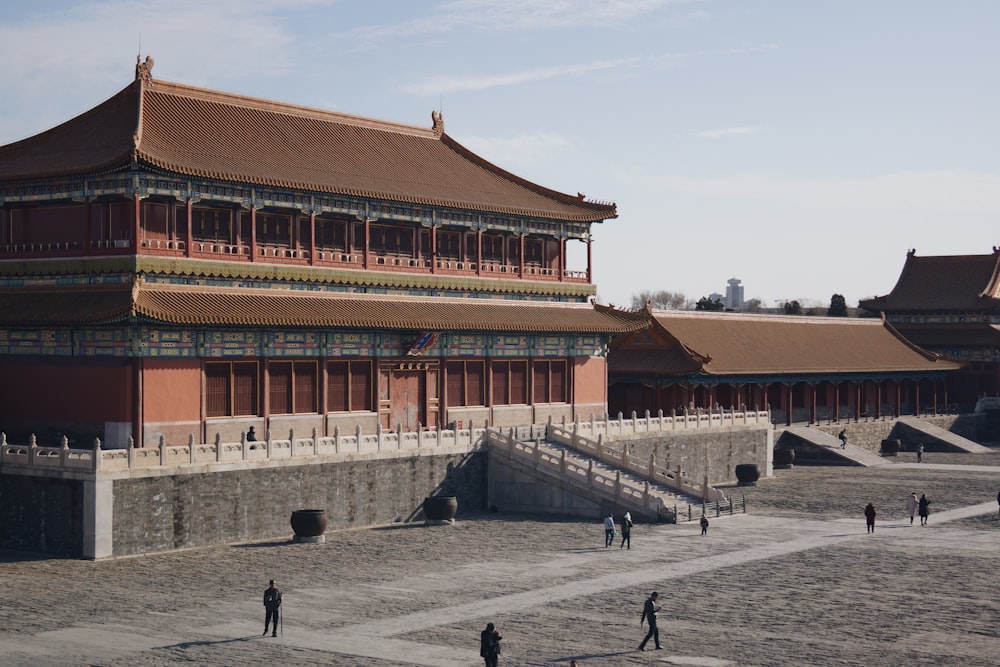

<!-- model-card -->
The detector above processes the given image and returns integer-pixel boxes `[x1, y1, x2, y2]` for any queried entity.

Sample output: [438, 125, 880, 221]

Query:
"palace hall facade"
[860, 248, 1000, 408]
[608, 310, 959, 425]
[0, 59, 645, 449]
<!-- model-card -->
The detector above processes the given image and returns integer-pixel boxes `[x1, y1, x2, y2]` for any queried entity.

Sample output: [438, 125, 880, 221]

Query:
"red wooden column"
[855, 381, 861, 421]
[86, 198, 96, 256]
[914, 381, 921, 417]
[809, 383, 817, 424]
[249, 207, 258, 262]
[308, 211, 316, 266]
[896, 381, 902, 418]
[558, 237, 566, 282]
[785, 384, 793, 426]
[184, 199, 193, 257]
[586, 238, 593, 283]
[133, 194, 142, 251]
[476, 229, 483, 276]
[363, 217, 370, 269]
[874, 381, 882, 419]
[519, 233, 525, 278]
[431, 225, 437, 274]
[834, 382, 841, 422]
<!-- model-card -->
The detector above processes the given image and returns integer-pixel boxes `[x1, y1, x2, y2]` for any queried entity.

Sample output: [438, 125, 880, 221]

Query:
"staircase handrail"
[483, 428, 673, 521]
[545, 422, 727, 503]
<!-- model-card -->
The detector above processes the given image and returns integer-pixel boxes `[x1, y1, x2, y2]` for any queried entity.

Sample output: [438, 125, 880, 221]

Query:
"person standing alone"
[638, 591, 662, 651]
[864, 503, 877, 533]
[480, 622, 502, 667]
[263, 579, 282, 637]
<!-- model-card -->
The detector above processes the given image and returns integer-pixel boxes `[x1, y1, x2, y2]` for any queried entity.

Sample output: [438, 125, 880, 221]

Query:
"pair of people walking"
[604, 512, 634, 548]
[906, 493, 932, 525]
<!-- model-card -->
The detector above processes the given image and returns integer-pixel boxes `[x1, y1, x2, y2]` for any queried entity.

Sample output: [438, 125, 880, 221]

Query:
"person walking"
[263, 579, 282, 637]
[480, 622, 502, 667]
[700, 514, 709, 535]
[620, 512, 633, 549]
[916, 443, 924, 463]
[906, 492, 918, 525]
[838, 429, 847, 449]
[603, 513, 616, 547]
[638, 591, 662, 651]
[864, 503, 877, 533]
[996, 489, 1000, 515]
[918, 494, 931, 525]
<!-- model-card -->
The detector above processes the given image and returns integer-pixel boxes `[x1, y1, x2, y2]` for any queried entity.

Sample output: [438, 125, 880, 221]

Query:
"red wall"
[572, 356, 607, 405]
[0, 358, 131, 431]
[142, 359, 202, 422]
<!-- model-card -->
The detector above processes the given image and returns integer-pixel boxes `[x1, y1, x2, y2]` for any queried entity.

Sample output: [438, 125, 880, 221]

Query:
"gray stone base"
[294, 535, 326, 544]
[424, 519, 455, 526]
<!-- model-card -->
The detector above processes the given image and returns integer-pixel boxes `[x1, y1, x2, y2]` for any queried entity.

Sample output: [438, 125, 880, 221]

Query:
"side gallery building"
[0, 59, 646, 449]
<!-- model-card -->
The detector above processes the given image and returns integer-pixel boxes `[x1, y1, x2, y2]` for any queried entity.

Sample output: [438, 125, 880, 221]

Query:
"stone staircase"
[485, 427, 736, 523]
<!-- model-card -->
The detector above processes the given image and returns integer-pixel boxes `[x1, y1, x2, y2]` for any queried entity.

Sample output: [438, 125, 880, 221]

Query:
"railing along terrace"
[0, 422, 489, 474]
[545, 422, 728, 503]
[568, 408, 770, 440]
[676, 496, 747, 523]
[484, 427, 676, 522]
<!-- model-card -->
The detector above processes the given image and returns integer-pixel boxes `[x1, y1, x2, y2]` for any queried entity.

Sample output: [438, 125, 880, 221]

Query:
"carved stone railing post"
[436, 423, 442, 447]
[416, 422, 423, 448]
[159, 437, 167, 465]
[355, 424, 362, 452]
[214, 432, 222, 462]
[93, 437, 103, 472]
[266, 430, 273, 459]
[187, 434, 195, 464]
[60, 435, 69, 467]
[28, 434, 37, 465]
[648, 453, 656, 479]
[289, 429, 296, 458]
[312, 427, 319, 456]
[396, 423, 403, 449]
[587, 459, 594, 485]
[377, 423, 383, 450]
[241, 432, 248, 460]
[560, 449, 567, 474]
[334, 425, 342, 454]
[615, 470, 621, 498]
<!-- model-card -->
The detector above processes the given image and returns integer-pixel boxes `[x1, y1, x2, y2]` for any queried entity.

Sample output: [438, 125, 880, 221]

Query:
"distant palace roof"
[860, 248, 1000, 313]
[610, 311, 959, 379]
[0, 59, 616, 223]
[0, 281, 647, 333]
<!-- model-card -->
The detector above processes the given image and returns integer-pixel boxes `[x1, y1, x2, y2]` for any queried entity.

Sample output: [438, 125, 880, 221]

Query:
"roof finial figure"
[135, 55, 154, 83]
[431, 110, 444, 137]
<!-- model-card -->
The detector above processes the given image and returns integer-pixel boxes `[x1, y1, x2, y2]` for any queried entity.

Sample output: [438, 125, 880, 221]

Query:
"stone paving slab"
[3, 459, 1000, 666]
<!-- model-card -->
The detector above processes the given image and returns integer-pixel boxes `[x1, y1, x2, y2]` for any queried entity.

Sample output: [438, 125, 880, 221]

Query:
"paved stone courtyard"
[3, 447, 1000, 666]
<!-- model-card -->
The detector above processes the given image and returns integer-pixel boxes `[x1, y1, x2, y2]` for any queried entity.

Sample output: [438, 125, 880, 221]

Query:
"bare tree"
[630, 290, 691, 310]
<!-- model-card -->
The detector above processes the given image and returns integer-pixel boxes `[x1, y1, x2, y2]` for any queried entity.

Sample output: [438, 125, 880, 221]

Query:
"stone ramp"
[896, 416, 994, 453]
[782, 426, 890, 466]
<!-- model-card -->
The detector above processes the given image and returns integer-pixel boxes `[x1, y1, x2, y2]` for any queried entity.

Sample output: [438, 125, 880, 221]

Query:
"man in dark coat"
[638, 591, 662, 651]
[480, 622, 502, 667]
[263, 579, 282, 637]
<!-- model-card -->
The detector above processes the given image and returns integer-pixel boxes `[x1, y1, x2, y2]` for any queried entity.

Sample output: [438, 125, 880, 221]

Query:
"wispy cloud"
[399, 44, 777, 96]
[629, 169, 1000, 215]
[698, 126, 759, 139]
[340, 0, 703, 41]
[398, 57, 642, 95]
[460, 131, 577, 172]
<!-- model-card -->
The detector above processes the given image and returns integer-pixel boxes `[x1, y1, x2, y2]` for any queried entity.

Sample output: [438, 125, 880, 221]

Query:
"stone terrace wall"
[0, 474, 84, 557]
[606, 425, 774, 485]
[111, 451, 486, 557]
[796, 415, 975, 453]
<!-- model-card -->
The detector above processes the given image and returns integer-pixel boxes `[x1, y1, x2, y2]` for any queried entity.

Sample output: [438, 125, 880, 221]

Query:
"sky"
[2, 0, 999, 310]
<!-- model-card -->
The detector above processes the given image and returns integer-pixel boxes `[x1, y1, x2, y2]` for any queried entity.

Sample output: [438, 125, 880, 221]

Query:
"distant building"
[725, 278, 744, 311]
[860, 247, 1000, 409]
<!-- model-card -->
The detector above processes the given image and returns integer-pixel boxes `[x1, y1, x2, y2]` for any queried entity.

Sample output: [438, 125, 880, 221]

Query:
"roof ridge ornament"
[135, 54, 154, 83]
[431, 110, 444, 137]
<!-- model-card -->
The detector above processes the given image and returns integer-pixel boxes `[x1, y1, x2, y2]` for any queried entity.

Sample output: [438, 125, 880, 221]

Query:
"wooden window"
[293, 361, 318, 413]
[205, 361, 259, 417]
[142, 201, 169, 240]
[446, 360, 485, 407]
[268, 361, 318, 415]
[533, 359, 567, 403]
[327, 359, 373, 412]
[205, 364, 230, 418]
[482, 234, 504, 263]
[491, 362, 509, 405]
[192, 206, 233, 244]
[257, 213, 292, 247]
[269, 362, 292, 414]
[510, 361, 527, 404]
